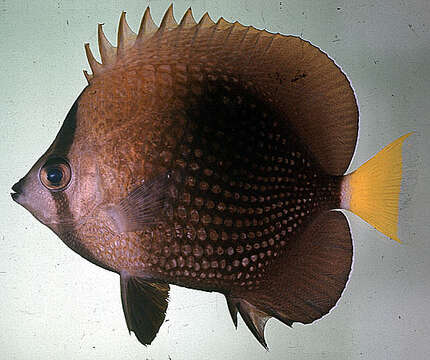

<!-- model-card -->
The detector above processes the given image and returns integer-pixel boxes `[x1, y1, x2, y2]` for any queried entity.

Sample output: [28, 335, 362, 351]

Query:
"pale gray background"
[1, 1, 429, 359]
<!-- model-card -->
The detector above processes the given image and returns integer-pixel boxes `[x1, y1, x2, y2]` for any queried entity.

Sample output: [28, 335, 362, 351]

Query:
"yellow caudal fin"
[340, 133, 413, 242]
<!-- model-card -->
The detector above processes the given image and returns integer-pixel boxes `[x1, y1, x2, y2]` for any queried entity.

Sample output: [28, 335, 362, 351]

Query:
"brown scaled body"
[13, 6, 384, 349]
[79, 69, 344, 285]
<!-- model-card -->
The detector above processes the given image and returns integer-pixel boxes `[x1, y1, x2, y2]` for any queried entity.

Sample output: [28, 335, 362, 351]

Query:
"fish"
[11, 5, 412, 349]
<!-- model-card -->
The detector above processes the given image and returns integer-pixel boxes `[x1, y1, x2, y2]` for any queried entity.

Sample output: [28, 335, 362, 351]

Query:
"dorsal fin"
[82, 6, 358, 173]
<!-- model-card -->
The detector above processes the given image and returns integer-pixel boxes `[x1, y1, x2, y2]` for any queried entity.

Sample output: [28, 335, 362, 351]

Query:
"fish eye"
[40, 158, 72, 191]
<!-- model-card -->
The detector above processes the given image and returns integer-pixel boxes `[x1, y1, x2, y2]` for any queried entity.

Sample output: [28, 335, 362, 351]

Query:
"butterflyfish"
[11, 5, 412, 349]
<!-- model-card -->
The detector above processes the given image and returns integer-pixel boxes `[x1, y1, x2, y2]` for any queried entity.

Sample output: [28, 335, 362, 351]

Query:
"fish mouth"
[11, 180, 23, 202]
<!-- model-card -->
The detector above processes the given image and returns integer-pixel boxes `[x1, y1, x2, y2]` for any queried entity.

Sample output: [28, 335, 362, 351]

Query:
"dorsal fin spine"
[118, 12, 137, 56]
[236, 24, 251, 50]
[236, 300, 270, 350]
[98, 24, 116, 65]
[228, 297, 271, 350]
[84, 43, 102, 76]
[243, 28, 262, 66]
[259, 31, 276, 58]
[84, 7, 220, 82]
[192, 12, 216, 51]
[198, 12, 215, 28]
[225, 296, 238, 328]
[158, 4, 177, 32]
[137, 7, 157, 42]
[215, 17, 231, 30]
[215, 19, 240, 52]
[179, 7, 196, 28]
[83, 70, 93, 83]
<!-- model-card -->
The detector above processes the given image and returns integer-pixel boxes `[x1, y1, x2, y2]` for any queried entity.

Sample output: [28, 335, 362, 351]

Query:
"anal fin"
[120, 272, 170, 345]
[226, 296, 271, 349]
[227, 211, 352, 348]
[225, 297, 238, 329]
[262, 211, 353, 325]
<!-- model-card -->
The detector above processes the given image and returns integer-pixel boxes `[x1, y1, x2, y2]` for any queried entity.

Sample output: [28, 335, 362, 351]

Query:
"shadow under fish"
[11, 5, 413, 349]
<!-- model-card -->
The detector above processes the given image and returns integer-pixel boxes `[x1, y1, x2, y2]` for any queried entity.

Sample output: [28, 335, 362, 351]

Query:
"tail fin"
[340, 133, 413, 242]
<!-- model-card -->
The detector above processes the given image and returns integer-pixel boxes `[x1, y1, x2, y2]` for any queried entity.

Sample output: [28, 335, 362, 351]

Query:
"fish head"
[11, 93, 102, 235]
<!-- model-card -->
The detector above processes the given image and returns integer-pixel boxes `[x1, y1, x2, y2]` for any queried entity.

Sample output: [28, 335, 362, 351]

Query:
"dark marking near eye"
[51, 89, 81, 156]
[47, 91, 82, 227]
[49, 96, 79, 240]
[51, 191, 73, 227]
[50, 190, 104, 269]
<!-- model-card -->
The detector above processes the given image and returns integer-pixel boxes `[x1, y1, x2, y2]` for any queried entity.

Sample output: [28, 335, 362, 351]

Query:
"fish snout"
[11, 178, 26, 201]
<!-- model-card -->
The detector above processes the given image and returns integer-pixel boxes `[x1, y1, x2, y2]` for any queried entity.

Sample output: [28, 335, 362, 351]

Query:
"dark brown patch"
[50, 91, 81, 156]
[138, 76, 343, 292]
[48, 95, 80, 229]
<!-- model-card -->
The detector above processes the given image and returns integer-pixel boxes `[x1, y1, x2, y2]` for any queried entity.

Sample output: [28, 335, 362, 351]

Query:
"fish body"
[11, 6, 411, 348]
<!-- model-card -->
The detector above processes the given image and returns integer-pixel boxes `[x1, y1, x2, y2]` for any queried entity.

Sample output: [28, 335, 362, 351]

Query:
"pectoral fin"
[120, 272, 170, 345]
[107, 172, 175, 232]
